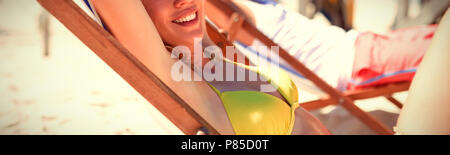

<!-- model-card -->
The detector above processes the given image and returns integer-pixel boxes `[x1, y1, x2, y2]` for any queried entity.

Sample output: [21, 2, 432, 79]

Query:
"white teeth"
[174, 13, 196, 23]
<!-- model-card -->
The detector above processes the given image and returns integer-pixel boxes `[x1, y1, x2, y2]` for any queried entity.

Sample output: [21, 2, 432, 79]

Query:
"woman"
[90, 0, 330, 135]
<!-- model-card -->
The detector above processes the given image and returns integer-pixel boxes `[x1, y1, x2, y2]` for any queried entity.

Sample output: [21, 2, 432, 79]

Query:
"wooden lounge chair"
[38, 0, 277, 135]
[205, 0, 413, 135]
[37, 0, 230, 135]
[38, 0, 408, 135]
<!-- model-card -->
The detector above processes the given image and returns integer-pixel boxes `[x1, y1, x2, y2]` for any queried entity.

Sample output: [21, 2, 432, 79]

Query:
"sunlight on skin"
[396, 9, 450, 135]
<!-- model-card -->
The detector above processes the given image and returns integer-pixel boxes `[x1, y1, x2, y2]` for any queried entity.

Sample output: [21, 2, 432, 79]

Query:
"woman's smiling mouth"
[172, 11, 199, 26]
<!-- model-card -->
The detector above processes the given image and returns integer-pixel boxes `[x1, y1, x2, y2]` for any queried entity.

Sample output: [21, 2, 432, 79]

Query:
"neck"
[188, 34, 217, 68]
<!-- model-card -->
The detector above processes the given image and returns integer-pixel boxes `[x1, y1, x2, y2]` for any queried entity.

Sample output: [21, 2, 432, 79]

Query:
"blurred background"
[0, 0, 448, 135]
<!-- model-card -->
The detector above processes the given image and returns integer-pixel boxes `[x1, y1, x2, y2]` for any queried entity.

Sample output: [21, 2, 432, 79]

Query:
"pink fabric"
[349, 25, 437, 90]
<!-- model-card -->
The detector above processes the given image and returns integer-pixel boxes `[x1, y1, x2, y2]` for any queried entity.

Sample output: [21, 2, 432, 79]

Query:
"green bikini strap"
[222, 58, 299, 107]
[207, 83, 222, 95]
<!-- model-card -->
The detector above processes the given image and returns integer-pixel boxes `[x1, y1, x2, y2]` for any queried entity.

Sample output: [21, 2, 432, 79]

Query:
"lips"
[173, 12, 197, 23]
[171, 7, 199, 26]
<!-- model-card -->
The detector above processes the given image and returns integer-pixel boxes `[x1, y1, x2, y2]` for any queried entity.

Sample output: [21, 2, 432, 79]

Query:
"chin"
[167, 29, 204, 48]
[182, 33, 204, 45]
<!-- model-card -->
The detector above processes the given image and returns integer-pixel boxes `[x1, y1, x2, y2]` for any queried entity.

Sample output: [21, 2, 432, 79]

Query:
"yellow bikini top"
[209, 58, 299, 135]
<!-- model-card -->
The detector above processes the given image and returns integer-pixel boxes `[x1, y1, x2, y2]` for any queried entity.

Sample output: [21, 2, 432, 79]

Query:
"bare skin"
[91, 0, 330, 135]
[395, 8, 450, 135]
[227, 1, 450, 134]
[90, 0, 234, 135]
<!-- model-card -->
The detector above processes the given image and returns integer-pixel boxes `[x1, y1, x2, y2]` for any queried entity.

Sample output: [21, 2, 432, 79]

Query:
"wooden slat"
[344, 82, 411, 100]
[300, 98, 336, 111]
[206, 0, 394, 135]
[205, 21, 250, 65]
[208, 0, 343, 107]
[339, 97, 394, 134]
[301, 82, 410, 111]
[37, 0, 219, 135]
[240, 20, 394, 134]
[385, 96, 404, 109]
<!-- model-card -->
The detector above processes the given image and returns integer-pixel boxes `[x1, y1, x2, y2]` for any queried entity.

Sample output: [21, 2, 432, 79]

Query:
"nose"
[174, 0, 193, 8]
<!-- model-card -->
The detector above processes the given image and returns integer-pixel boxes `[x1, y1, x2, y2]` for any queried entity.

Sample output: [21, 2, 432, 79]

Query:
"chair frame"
[37, 0, 222, 135]
[38, 0, 409, 135]
[205, 0, 412, 135]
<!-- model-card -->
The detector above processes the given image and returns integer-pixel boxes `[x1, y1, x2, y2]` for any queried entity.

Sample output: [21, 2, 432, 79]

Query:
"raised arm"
[90, 0, 234, 135]
[395, 8, 450, 135]
[90, 0, 168, 70]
